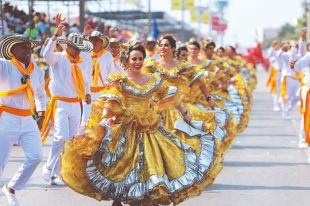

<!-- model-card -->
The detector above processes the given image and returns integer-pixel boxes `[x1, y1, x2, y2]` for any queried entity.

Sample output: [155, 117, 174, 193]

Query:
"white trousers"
[78, 92, 101, 135]
[273, 72, 282, 109]
[0, 112, 43, 190]
[281, 77, 300, 115]
[299, 86, 310, 143]
[45, 101, 81, 177]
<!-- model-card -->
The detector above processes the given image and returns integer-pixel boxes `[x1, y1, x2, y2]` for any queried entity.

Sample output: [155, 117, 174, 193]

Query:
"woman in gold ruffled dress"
[223, 46, 253, 133]
[144, 35, 235, 154]
[186, 39, 238, 152]
[199, 40, 248, 134]
[60, 41, 222, 206]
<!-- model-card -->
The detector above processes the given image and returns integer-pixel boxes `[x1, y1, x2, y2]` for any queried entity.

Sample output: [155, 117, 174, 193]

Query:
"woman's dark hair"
[176, 46, 188, 58]
[187, 39, 200, 50]
[128, 43, 146, 59]
[216, 46, 225, 53]
[205, 41, 216, 50]
[158, 35, 176, 48]
[227, 45, 236, 54]
[120, 42, 146, 68]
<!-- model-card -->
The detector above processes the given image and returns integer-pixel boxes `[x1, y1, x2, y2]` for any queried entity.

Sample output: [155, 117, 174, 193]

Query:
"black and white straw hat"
[0, 35, 41, 60]
[57, 33, 93, 52]
[89, 31, 110, 49]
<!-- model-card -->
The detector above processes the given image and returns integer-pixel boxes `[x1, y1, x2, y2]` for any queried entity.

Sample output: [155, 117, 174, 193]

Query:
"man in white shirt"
[109, 37, 125, 74]
[278, 42, 300, 119]
[78, 30, 115, 134]
[0, 35, 46, 206]
[266, 41, 280, 111]
[41, 15, 92, 185]
[144, 36, 160, 61]
[290, 28, 310, 163]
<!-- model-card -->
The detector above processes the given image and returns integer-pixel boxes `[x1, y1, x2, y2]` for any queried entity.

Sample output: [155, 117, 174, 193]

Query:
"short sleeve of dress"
[87, 75, 125, 128]
[153, 80, 182, 112]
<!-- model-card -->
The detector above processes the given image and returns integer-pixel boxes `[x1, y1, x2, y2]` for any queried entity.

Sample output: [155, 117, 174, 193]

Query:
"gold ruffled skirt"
[60, 102, 222, 205]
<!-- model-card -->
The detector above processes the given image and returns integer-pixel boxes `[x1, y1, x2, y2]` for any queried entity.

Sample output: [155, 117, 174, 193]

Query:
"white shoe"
[273, 107, 281, 111]
[49, 177, 65, 186]
[298, 141, 307, 148]
[42, 165, 52, 183]
[307, 148, 310, 164]
[282, 112, 290, 120]
[1, 185, 20, 206]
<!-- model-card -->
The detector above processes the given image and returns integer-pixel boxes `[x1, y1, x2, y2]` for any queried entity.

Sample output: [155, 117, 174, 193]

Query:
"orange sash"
[0, 58, 35, 117]
[304, 89, 310, 146]
[64, 49, 86, 100]
[0, 104, 32, 117]
[41, 96, 80, 144]
[90, 49, 105, 92]
[45, 76, 51, 98]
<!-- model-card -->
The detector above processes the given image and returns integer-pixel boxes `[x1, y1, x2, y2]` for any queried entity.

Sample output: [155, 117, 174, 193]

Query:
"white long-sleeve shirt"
[279, 51, 296, 77]
[267, 47, 277, 65]
[293, 40, 310, 87]
[0, 59, 46, 111]
[294, 53, 310, 87]
[273, 49, 283, 71]
[43, 39, 91, 98]
[81, 51, 114, 86]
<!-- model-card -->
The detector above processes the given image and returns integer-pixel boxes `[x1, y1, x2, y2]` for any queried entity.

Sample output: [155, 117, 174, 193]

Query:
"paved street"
[1, 68, 310, 206]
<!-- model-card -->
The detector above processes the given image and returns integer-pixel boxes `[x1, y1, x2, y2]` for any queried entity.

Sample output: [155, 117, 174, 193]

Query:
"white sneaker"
[307, 148, 310, 164]
[273, 107, 281, 111]
[42, 165, 52, 183]
[49, 177, 65, 186]
[1, 185, 20, 206]
[281, 112, 290, 120]
[298, 141, 308, 148]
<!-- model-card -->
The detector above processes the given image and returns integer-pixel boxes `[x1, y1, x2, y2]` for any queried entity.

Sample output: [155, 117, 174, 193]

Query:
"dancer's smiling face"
[158, 39, 175, 57]
[127, 50, 144, 73]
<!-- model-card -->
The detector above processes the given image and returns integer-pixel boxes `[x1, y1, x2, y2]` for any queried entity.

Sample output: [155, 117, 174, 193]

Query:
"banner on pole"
[126, 0, 139, 5]
[185, 0, 195, 10]
[171, 0, 182, 10]
[191, 11, 199, 23]
[202, 13, 210, 24]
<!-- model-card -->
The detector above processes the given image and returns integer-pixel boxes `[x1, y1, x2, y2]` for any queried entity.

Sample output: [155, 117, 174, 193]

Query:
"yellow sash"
[266, 66, 277, 94]
[280, 76, 287, 104]
[90, 49, 105, 92]
[41, 96, 80, 143]
[64, 49, 86, 100]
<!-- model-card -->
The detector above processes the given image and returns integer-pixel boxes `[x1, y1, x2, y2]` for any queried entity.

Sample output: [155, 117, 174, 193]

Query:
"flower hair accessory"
[120, 40, 142, 69]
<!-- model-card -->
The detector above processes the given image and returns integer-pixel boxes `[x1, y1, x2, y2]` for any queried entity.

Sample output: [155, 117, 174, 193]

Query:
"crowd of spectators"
[0, 2, 147, 42]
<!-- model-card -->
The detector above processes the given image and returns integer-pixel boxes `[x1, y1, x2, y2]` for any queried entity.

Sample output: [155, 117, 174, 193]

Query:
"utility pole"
[148, 0, 151, 36]
[0, 0, 4, 36]
[304, 0, 310, 40]
[79, 0, 85, 31]
[28, 0, 34, 20]
[198, 0, 202, 41]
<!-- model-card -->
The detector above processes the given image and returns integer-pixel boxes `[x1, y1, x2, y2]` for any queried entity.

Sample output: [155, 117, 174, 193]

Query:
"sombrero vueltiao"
[57, 33, 93, 52]
[0, 34, 41, 60]
[89, 31, 110, 49]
